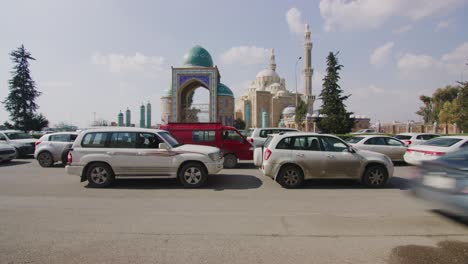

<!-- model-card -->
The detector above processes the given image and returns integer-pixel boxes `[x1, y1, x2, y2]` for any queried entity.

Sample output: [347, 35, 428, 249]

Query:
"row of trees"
[3, 45, 49, 131]
[416, 82, 468, 132]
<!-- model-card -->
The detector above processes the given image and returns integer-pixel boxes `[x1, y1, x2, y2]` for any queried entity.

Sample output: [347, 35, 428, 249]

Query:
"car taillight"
[249, 138, 254, 143]
[424, 151, 445, 156]
[404, 140, 412, 146]
[67, 152, 73, 164]
[264, 148, 272, 160]
[35, 141, 42, 146]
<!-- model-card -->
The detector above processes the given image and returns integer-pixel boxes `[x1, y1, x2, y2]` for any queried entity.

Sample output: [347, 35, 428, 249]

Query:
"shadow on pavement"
[0, 160, 31, 167]
[393, 161, 411, 167]
[388, 240, 468, 264]
[232, 162, 257, 170]
[299, 176, 413, 190]
[431, 209, 468, 227]
[98, 174, 263, 190]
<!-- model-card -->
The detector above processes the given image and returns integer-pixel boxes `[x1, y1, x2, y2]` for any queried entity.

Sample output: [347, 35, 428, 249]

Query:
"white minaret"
[303, 23, 315, 114]
[269, 48, 276, 71]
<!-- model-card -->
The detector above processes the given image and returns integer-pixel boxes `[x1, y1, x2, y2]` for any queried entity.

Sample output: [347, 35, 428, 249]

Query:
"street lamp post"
[295, 56, 302, 110]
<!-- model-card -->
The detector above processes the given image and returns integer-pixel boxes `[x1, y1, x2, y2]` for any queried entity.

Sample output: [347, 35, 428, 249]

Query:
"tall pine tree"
[318, 52, 354, 134]
[3, 45, 47, 131]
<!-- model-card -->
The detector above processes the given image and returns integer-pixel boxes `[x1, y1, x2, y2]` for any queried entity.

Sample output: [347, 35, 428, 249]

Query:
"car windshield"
[5, 132, 32, 139]
[421, 137, 462, 147]
[347, 137, 364, 144]
[158, 132, 182, 148]
[395, 135, 412, 140]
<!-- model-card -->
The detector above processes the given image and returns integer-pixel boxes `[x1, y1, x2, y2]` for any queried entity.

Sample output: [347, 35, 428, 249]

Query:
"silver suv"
[66, 127, 223, 188]
[254, 132, 394, 188]
[247, 127, 298, 148]
[34, 132, 78, 167]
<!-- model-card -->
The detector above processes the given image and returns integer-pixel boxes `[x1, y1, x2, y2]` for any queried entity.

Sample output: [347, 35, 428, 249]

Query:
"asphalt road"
[0, 159, 467, 264]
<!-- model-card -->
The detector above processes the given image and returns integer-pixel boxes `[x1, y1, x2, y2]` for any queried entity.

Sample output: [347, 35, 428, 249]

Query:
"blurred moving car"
[0, 142, 17, 163]
[0, 130, 37, 156]
[34, 132, 78, 167]
[394, 133, 440, 146]
[404, 136, 468, 165]
[347, 135, 407, 162]
[350, 129, 376, 135]
[412, 149, 468, 217]
[254, 132, 394, 188]
[247, 127, 298, 148]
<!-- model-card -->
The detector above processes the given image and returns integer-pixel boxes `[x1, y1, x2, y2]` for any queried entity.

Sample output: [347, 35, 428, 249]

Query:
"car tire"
[86, 163, 115, 188]
[37, 151, 54, 167]
[362, 165, 388, 188]
[61, 149, 70, 165]
[178, 162, 207, 188]
[223, 154, 238, 168]
[277, 165, 304, 189]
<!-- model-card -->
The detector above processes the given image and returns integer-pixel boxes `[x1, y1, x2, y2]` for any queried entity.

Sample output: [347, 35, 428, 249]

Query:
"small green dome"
[218, 83, 234, 97]
[183, 45, 214, 67]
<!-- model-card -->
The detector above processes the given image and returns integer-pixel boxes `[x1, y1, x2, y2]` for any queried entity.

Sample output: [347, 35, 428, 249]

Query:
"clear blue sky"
[1, 0, 467, 127]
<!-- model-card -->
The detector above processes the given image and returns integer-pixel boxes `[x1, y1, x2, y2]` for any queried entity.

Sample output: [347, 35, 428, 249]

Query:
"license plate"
[423, 174, 455, 189]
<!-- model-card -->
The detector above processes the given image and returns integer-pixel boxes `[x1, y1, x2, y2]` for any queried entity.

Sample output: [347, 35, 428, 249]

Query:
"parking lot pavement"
[0, 159, 467, 264]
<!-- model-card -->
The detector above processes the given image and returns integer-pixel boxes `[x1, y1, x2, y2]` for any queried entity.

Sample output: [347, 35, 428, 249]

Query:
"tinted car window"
[259, 129, 271, 138]
[422, 138, 462, 147]
[50, 134, 70, 142]
[82, 132, 109, 148]
[5, 132, 32, 139]
[109, 132, 136, 148]
[364, 137, 387, 145]
[386, 138, 404, 146]
[347, 137, 364, 144]
[422, 134, 439, 140]
[192, 130, 216, 142]
[320, 137, 348, 152]
[276, 137, 292, 149]
[395, 135, 411, 140]
[137, 133, 161, 149]
[70, 134, 78, 141]
[222, 130, 243, 142]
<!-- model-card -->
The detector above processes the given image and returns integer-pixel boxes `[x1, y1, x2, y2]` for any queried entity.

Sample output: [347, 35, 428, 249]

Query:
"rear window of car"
[395, 135, 412, 140]
[347, 137, 364, 144]
[81, 132, 109, 148]
[421, 138, 462, 147]
[264, 136, 274, 148]
[50, 134, 70, 142]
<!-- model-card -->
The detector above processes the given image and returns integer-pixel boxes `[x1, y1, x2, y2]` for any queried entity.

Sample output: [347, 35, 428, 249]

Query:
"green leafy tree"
[455, 81, 468, 131]
[416, 95, 434, 123]
[233, 118, 246, 130]
[294, 99, 308, 129]
[317, 52, 354, 134]
[3, 45, 47, 131]
[438, 101, 458, 134]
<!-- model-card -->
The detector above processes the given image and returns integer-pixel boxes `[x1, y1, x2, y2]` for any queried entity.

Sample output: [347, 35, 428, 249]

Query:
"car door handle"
[326, 154, 334, 158]
[137, 152, 145, 156]
[106, 151, 115, 155]
[296, 153, 304, 157]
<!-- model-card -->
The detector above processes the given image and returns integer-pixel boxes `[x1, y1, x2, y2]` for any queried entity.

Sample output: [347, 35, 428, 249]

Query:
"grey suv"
[34, 132, 78, 167]
[254, 133, 394, 188]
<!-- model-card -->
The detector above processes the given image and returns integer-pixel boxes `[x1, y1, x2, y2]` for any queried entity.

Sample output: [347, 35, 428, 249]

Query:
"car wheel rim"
[184, 167, 202, 185]
[39, 153, 52, 166]
[368, 169, 384, 185]
[226, 156, 235, 167]
[284, 170, 299, 186]
[90, 167, 108, 184]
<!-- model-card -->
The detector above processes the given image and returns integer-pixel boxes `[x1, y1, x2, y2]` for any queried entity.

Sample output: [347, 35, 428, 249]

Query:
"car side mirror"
[159, 143, 169, 150]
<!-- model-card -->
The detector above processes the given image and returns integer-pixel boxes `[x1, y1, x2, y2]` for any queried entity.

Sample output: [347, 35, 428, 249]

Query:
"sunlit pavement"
[0, 159, 467, 264]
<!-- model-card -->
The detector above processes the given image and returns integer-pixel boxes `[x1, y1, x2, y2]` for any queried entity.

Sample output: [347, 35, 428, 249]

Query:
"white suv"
[34, 132, 78, 167]
[66, 127, 223, 188]
[247, 127, 298, 148]
[394, 133, 439, 146]
[254, 132, 394, 188]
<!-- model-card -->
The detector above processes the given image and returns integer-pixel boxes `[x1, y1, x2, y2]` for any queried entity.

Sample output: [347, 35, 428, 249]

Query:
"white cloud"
[370, 42, 395, 67]
[286, 7, 305, 34]
[397, 42, 468, 77]
[368, 84, 385, 94]
[91, 52, 165, 74]
[220, 46, 270, 65]
[393, 24, 412, 34]
[319, 0, 465, 32]
[435, 20, 451, 31]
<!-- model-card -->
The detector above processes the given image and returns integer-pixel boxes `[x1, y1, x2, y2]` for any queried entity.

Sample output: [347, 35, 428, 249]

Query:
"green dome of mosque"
[217, 83, 234, 97]
[183, 45, 214, 67]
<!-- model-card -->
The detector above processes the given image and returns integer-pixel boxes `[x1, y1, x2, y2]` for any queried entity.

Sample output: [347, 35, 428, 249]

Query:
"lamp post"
[295, 56, 302, 109]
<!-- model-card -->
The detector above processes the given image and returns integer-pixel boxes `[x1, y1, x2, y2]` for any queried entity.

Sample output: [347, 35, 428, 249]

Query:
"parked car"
[247, 127, 298, 148]
[412, 149, 468, 217]
[0, 142, 17, 163]
[0, 130, 37, 156]
[34, 132, 78, 167]
[160, 123, 252, 168]
[254, 132, 394, 188]
[394, 133, 440, 146]
[404, 136, 468, 165]
[65, 127, 223, 188]
[347, 135, 407, 162]
[350, 129, 376, 134]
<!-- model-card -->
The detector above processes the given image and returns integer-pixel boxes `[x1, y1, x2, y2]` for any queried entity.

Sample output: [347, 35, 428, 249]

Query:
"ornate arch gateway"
[161, 46, 235, 125]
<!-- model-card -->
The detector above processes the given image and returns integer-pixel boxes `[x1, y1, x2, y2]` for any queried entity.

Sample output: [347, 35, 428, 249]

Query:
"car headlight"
[208, 152, 218, 161]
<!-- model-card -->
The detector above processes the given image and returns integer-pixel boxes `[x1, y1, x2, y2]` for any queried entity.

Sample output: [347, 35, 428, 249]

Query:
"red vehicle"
[160, 123, 253, 168]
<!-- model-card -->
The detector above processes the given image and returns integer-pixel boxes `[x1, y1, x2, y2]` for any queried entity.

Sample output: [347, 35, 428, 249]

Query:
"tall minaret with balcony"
[303, 23, 315, 114]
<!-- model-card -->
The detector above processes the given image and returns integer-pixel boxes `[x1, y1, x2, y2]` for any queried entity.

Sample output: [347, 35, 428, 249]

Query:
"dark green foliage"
[294, 99, 308, 127]
[233, 118, 246, 130]
[317, 52, 354, 134]
[456, 81, 468, 131]
[3, 45, 47, 131]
